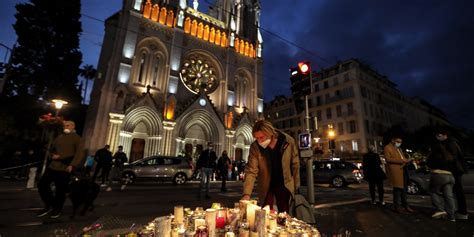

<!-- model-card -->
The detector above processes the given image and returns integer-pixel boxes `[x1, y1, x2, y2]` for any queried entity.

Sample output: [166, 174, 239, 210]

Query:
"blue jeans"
[200, 168, 213, 195]
[430, 173, 456, 218]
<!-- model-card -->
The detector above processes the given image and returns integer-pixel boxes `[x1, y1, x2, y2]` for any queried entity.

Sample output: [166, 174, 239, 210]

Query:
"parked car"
[300, 160, 364, 188]
[122, 156, 194, 185]
[407, 164, 474, 195]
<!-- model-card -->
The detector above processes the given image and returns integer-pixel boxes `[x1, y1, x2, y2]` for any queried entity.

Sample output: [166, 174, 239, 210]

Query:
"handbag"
[289, 193, 316, 224]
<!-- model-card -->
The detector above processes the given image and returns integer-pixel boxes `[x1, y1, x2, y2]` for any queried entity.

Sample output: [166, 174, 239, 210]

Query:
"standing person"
[241, 120, 300, 213]
[434, 128, 469, 220]
[92, 145, 112, 187]
[37, 120, 84, 219]
[362, 145, 386, 205]
[217, 150, 231, 192]
[426, 131, 457, 221]
[384, 135, 414, 213]
[196, 142, 217, 198]
[108, 145, 128, 191]
[83, 151, 95, 177]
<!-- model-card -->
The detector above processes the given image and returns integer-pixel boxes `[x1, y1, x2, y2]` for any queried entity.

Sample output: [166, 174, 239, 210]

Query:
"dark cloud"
[261, 0, 474, 129]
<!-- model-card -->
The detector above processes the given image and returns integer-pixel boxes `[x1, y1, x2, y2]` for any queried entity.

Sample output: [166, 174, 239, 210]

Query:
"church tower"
[83, 0, 264, 163]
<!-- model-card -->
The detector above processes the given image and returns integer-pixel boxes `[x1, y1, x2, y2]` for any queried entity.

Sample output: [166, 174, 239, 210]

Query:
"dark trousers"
[220, 172, 227, 191]
[368, 179, 384, 202]
[38, 168, 70, 212]
[92, 164, 111, 184]
[453, 175, 467, 214]
[263, 186, 291, 213]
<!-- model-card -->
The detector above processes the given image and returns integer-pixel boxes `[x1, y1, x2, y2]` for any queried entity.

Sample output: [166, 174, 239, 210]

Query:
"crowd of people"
[362, 128, 469, 222]
[27, 118, 469, 222]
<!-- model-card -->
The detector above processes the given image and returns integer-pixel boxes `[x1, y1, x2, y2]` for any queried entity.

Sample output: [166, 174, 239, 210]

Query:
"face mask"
[258, 138, 271, 149]
[64, 129, 71, 134]
[394, 142, 401, 148]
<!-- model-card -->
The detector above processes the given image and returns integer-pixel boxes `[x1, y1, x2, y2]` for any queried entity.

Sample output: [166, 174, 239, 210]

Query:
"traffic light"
[289, 66, 305, 113]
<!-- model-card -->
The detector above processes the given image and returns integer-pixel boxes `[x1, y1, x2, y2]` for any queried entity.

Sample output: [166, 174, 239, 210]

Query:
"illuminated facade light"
[118, 63, 131, 83]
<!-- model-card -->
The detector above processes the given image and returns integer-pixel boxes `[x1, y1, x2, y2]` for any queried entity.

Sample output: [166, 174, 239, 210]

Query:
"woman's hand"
[241, 194, 251, 200]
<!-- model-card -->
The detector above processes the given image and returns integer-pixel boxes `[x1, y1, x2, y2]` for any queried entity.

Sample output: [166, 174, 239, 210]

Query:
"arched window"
[152, 55, 160, 86]
[209, 28, 215, 43]
[166, 10, 174, 26]
[138, 52, 147, 83]
[215, 29, 221, 45]
[184, 17, 191, 33]
[115, 91, 125, 111]
[235, 75, 248, 108]
[143, 0, 152, 18]
[191, 20, 198, 36]
[203, 25, 210, 41]
[197, 22, 204, 39]
[159, 7, 167, 24]
[151, 4, 159, 21]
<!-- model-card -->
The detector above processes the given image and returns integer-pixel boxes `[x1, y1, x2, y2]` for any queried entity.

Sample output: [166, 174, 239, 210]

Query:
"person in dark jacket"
[427, 132, 457, 221]
[433, 128, 469, 220]
[217, 150, 231, 192]
[92, 145, 112, 186]
[196, 142, 217, 198]
[362, 146, 386, 205]
[37, 120, 85, 219]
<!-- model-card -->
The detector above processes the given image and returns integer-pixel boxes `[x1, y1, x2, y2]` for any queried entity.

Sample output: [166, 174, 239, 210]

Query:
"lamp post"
[40, 99, 68, 176]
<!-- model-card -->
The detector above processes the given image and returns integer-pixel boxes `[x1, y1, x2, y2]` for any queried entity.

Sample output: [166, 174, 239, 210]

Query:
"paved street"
[0, 179, 473, 237]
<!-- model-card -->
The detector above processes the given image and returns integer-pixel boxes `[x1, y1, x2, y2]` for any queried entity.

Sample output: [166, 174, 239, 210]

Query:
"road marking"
[16, 221, 43, 227]
[313, 198, 369, 209]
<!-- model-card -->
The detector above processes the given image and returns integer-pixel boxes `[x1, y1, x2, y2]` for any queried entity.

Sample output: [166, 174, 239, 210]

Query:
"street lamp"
[328, 125, 336, 158]
[52, 99, 68, 116]
[40, 98, 68, 176]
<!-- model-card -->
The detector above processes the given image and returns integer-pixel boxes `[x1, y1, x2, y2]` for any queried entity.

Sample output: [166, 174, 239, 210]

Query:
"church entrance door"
[131, 138, 145, 162]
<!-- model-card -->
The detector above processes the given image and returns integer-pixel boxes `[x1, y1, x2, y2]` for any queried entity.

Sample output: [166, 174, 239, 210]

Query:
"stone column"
[162, 121, 176, 156]
[145, 136, 162, 157]
[243, 145, 250, 162]
[119, 131, 133, 161]
[106, 113, 125, 153]
[225, 129, 235, 158]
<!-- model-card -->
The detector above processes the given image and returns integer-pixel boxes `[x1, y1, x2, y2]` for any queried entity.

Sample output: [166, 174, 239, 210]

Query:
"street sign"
[298, 132, 311, 149]
[300, 149, 313, 158]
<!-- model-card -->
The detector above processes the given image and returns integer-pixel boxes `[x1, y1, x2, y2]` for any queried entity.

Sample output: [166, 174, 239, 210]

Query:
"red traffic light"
[298, 61, 311, 75]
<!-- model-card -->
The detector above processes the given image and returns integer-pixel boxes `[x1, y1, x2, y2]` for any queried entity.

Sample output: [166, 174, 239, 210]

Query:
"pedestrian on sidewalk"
[217, 150, 231, 192]
[241, 120, 300, 213]
[362, 145, 386, 205]
[108, 145, 128, 191]
[196, 142, 217, 199]
[384, 134, 414, 213]
[433, 127, 469, 220]
[92, 145, 112, 187]
[427, 129, 457, 221]
[37, 120, 85, 219]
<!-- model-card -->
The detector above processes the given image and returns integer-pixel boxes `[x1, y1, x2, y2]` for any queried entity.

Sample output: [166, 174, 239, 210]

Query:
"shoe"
[371, 200, 377, 205]
[432, 211, 448, 219]
[36, 208, 51, 217]
[120, 184, 126, 191]
[404, 207, 415, 213]
[380, 201, 386, 206]
[50, 210, 61, 219]
[106, 187, 112, 192]
[455, 213, 469, 220]
[100, 184, 107, 187]
[449, 218, 456, 222]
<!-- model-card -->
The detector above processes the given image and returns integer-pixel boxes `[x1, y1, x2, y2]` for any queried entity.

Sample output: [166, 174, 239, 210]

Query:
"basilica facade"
[83, 0, 264, 163]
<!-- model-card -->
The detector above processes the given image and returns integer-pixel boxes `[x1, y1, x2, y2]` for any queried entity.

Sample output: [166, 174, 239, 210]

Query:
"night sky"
[1, 0, 473, 129]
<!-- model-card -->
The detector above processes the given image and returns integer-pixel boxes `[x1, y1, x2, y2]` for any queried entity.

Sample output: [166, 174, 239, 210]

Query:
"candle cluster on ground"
[133, 201, 320, 237]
